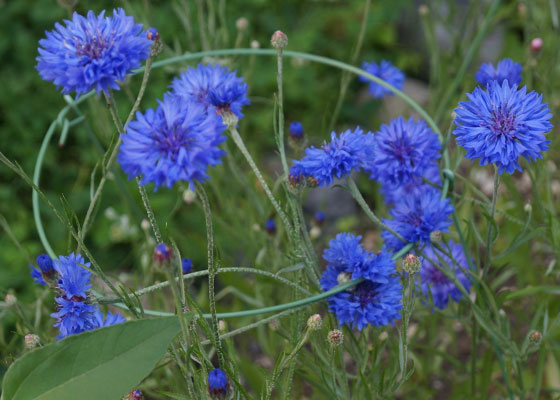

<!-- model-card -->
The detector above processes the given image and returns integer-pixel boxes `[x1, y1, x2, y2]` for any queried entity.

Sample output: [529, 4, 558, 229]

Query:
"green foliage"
[2, 316, 183, 400]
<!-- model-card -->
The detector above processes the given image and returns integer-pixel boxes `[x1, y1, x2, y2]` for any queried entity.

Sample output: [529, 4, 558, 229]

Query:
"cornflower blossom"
[170, 64, 250, 119]
[381, 191, 454, 251]
[359, 60, 405, 98]
[419, 241, 473, 310]
[365, 117, 441, 186]
[475, 58, 522, 87]
[36, 9, 152, 96]
[454, 81, 552, 174]
[118, 94, 227, 190]
[290, 127, 375, 186]
[320, 233, 402, 330]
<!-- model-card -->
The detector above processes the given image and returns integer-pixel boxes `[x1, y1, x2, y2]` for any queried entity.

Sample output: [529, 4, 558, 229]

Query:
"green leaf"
[2, 316, 183, 400]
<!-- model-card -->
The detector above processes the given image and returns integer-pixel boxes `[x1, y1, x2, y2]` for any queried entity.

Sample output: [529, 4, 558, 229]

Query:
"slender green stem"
[328, 0, 371, 133]
[136, 180, 162, 243]
[228, 124, 294, 236]
[275, 46, 289, 176]
[347, 177, 406, 243]
[483, 168, 500, 280]
[196, 182, 225, 368]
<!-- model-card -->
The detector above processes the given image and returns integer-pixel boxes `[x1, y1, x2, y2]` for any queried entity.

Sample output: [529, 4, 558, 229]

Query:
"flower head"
[475, 58, 522, 87]
[454, 81, 553, 174]
[365, 117, 441, 186]
[54, 253, 92, 299]
[289, 121, 304, 139]
[320, 233, 402, 330]
[382, 191, 454, 251]
[380, 163, 441, 206]
[208, 368, 228, 396]
[419, 241, 473, 309]
[36, 9, 152, 96]
[182, 258, 193, 274]
[170, 64, 250, 119]
[52, 297, 97, 339]
[359, 60, 405, 98]
[291, 127, 374, 186]
[118, 94, 227, 190]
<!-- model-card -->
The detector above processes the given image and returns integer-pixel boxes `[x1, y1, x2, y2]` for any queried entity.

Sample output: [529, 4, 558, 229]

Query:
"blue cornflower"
[118, 94, 227, 190]
[154, 243, 173, 262]
[53, 253, 92, 299]
[182, 258, 193, 274]
[365, 117, 441, 186]
[359, 60, 405, 98]
[380, 164, 441, 206]
[289, 121, 304, 139]
[52, 297, 97, 339]
[291, 127, 375, 186]
[454, 81, 553, 174]
[475, 58, 522, 87]
[36, 9, 152, 96]
[30, 254, 55, 286]
[208, 368, 228, 396]
[419, 241, 473, 309]
[170, 64, 250, 119]
[320, 233, 402, 330]
[382, 191, 454, 251]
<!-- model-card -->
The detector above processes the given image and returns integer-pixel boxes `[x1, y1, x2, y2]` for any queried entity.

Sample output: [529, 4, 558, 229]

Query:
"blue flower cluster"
[475, 58, 522, 87]
[119, 63, 249, 190]
[360, 60, 405, 98]
[36, 9, 152, 96]
[320, 233, 402, 330]
[30, 253, 125, 339]
[289, 127, 374, 186]
[454, 80, 552, 174]
[419, 241, 473, 309]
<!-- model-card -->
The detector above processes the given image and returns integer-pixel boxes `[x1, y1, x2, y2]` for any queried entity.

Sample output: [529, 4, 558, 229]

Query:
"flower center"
[157, 125, 195, 161]
[354, 281, 380, 306]
[427, 266, 448, 284]
[490, 107, 517, 139]
[388, 138, 413, 163]
[75, 31, 112, 59]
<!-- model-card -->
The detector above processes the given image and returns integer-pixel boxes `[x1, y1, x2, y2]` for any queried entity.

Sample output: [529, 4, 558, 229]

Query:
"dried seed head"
[236, 17, 248, 31]
[403, 254, 421, 274]
[307, 314, 323, 331]
[528, 330, 542, 346]
[271, 30, 288, 49]
[327, 329, 344, 346]
[25, 334, 40, 349]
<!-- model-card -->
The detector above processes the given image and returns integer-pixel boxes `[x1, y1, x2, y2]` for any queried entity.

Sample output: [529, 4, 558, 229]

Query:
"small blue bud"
[147, 27, 159, 41]
[182, 258, 193, 274]
[154, 243, 173, 262]
[208, 368, 228, 396]
[289, 121, 304, 140]
[36, 254, 54, 272]
[265, 219, 276, 235]
[314, 211, 325, 225]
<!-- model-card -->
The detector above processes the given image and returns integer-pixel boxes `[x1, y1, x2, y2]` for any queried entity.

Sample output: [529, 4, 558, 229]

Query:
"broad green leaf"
[2, 316, 183, 400]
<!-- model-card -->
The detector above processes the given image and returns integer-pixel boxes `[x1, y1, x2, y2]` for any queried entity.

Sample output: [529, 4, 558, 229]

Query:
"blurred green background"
[2, 0, 560, 397]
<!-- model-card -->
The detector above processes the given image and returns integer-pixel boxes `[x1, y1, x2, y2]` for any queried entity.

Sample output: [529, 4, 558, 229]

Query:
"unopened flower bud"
[265, 219, 276, 235]
[236, 17, 248, 31]
[124, 389, 143, 400]
[147, 27, 159, 41]
[529, 330, 542, 346]
[403, 254, 421, 274]
[218, 320, 227, 333]
[269, 319, 280, 330]
[314, 211, 325, 226]
[307, 314, 322, 331]
[430, 231, 442, 242]
[530, 38, 543, 54]
[418, 4, 429, 16]
[271, 30, 288, 49]
[141, 219, 150, 231]
[524, 203, 532, 213]
[153, 243, 173, 262]
[327, 329, 344, 346]
[208, 368, 228, 396]
[309, 226, 321, 240]
[250, 40, 260, 49]
[183, 188, 196, 204]
[337, 272, 351, 286]
[5, 294, 16, 307]
[182, 258, 193, 274]
[25, 334, 40, 349]
[289, 121, 304, 140]
[518, 3, 527, 17]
